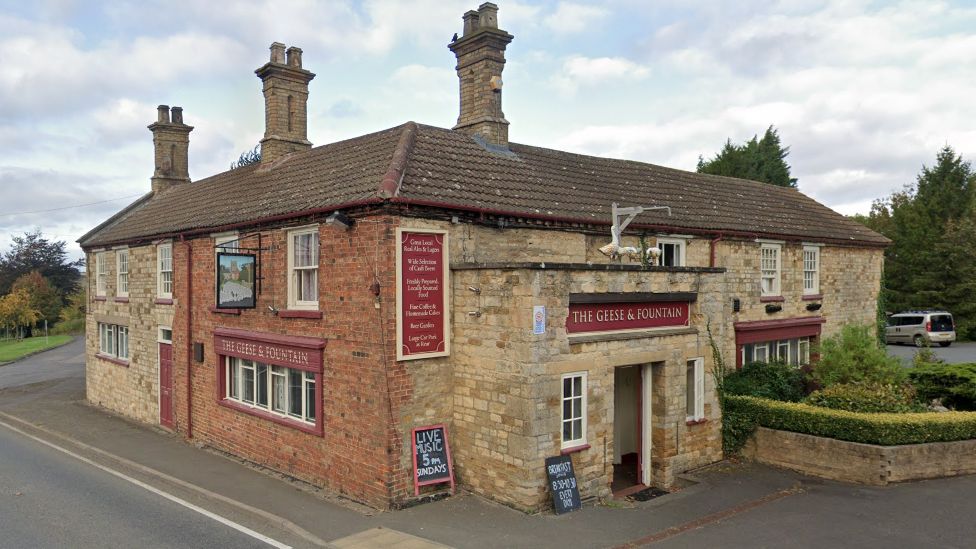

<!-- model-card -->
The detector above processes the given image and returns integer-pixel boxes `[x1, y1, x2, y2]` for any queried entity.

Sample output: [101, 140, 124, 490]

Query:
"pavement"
[3, 339, 976, 548]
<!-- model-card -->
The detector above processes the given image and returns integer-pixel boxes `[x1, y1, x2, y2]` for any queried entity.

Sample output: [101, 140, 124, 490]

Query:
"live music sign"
[566, 301, 690, 334]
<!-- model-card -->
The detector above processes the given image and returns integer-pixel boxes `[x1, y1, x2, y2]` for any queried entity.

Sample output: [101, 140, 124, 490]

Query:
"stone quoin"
[79, 2, 888, 511]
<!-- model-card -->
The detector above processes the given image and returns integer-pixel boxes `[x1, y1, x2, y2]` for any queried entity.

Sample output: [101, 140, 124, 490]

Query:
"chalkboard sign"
[411, 424, 455, 496]
[545, 455, 582, 514]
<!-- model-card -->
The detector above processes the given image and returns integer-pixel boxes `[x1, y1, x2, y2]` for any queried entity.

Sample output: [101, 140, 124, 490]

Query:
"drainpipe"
[181, 234, 193, 439]
[710, 234, 723, 268]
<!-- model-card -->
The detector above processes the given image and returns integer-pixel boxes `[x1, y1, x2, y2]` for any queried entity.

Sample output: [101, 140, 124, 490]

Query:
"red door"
[159, 342, 174, 429]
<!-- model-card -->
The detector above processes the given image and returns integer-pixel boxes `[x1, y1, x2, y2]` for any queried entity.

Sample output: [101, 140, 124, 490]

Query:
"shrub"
[723, 361, 805, 402]
[812, 324, 905, 387]
[50, 318, 84, 336]
[909, 363, 976, 411]
[805, 382, 925, 413]
[724, 395, 976, 449]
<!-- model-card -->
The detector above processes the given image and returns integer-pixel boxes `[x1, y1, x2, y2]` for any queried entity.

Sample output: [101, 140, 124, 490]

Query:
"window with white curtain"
[225, 357, 317, 425]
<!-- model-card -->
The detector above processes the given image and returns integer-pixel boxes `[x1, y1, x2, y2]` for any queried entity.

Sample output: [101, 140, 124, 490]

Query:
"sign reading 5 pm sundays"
[396, 229, 450, 361]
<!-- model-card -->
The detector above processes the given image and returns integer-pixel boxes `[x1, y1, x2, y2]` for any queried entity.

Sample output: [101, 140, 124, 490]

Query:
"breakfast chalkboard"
[545, 454, 581, 514]
[411, 424, 455, 496]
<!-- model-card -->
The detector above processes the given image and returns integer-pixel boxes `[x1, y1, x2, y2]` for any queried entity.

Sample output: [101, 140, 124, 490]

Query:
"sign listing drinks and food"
[396, 229, 450, 361]
[566, 301, 690, 334]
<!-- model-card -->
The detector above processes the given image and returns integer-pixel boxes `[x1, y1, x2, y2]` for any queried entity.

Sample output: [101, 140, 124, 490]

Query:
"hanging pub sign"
[411, 424, 455, 495]
[566, 301, 690, 334]
[396, 228, 450, 360]
[216, 252, 257, 309]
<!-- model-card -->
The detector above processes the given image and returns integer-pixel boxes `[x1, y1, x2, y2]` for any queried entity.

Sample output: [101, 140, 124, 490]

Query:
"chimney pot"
[286, 46, 303, 68]
[478, 2, 499, 29]
[462, 11, 479, 36]
[269, 42, 286, 64]
[171, 106, 184, 125]
[157, 105, 170, 124]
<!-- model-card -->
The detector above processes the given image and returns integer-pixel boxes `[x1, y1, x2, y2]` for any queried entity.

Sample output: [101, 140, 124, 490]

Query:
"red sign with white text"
[398, 230, 448, 359]
[566, 301, 690, 334]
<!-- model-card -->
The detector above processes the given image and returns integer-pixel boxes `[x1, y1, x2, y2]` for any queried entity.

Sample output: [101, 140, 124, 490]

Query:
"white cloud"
[552, 56, 650, 94]
[543, 2, 609, 34]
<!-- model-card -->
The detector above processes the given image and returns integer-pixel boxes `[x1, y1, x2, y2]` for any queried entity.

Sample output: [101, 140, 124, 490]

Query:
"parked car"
[885, 310, 956, 347]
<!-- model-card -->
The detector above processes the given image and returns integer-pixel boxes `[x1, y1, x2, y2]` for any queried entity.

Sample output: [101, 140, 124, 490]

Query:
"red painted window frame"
[213, 327, 326, 436]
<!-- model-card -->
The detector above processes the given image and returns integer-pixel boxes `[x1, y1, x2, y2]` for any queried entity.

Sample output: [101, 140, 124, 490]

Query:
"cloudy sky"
[2, 0, 975, 261]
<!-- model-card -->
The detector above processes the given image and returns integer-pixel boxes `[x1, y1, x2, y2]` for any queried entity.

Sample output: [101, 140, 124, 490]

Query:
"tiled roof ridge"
[378, 121, 418, 198]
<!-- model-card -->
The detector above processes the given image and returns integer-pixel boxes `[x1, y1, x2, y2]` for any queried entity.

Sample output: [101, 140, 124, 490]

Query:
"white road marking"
[0, 418, 292, 549]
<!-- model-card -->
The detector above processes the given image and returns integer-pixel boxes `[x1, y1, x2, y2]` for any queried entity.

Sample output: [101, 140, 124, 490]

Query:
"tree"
[862, 146, 976, 336]
[0, 230, 83, 299]
[697, 126, 798, 188]
[11, 271, 62, 327]
[0, 288, 40, 339]
[59, 287, 87, 323]
[230, 144, 261, 169]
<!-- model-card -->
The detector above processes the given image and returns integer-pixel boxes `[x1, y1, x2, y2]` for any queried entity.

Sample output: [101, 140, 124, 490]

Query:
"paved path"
[887, 341, 976, 365]
[0, 336, 84, 389]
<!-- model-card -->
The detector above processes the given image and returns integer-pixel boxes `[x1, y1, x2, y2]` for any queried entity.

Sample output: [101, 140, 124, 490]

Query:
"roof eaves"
[77, 191, 154, 248]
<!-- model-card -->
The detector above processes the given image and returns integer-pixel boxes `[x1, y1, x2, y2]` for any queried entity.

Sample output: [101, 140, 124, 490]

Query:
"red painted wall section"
[169, 215, 409, 509]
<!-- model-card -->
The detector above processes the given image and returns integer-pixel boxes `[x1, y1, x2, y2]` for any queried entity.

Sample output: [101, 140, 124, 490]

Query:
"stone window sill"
[686, 418, 708, 426]
[155, 298, 174, 305]
[560, 443, 591, 455]
[96, 353, 129, 367]
[209, 306, 241, 315]
[93, 296, 107, 302]
[760, 296, 785, 303]
[279, 310, 323, 319]
[113, 297, 129, 303]
[801, 294, 823, 301]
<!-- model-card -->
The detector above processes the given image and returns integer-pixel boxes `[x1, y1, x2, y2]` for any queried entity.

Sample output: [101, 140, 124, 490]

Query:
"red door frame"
[159, 341, 174, 429]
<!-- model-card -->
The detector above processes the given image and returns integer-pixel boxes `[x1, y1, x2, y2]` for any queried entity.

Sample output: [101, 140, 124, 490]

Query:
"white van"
[885, 310, 956, 347]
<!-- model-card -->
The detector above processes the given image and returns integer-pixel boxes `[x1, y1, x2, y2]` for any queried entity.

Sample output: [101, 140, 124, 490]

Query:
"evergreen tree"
[697, 126, 798, 188]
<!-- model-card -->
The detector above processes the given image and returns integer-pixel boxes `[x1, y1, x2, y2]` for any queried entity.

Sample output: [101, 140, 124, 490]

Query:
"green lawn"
[0, 335, 72, 363]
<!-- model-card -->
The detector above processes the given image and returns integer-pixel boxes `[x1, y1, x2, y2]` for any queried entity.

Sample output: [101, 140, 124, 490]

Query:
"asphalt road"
[0, 423, 276, 549]
[887, 341, 976, 365]
[0, 336, 85, 389]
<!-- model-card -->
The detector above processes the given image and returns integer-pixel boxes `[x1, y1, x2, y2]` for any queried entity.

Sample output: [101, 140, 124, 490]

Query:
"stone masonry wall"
[86, 246, 174, 424]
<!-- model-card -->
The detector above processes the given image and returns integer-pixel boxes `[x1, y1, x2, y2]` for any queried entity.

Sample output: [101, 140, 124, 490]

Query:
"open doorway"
[613, 365, 641, 493]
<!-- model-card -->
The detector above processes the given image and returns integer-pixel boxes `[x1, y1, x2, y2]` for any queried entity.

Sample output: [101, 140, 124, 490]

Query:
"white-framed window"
[116, 249, 129, 297]
[560, 371, 587, 449]
[287, 227, 319, 310]
[98, 322, 128, 361]
[686, 358, 705, 422]
[157, 242, 173, 298]
[803, 246, 820, 295]
[158, 326, 173, 344]
[225, 357, 317, 425]
[656, 237, 686, 267]
[760, 243, 781, 296]
[95, 252, 108, 296]
[742, 336, 812, 367]
[214, 233, 240, 254]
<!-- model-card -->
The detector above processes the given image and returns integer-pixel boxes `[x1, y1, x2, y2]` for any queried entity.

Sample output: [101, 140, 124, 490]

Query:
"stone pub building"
[80, 4, 887, 511]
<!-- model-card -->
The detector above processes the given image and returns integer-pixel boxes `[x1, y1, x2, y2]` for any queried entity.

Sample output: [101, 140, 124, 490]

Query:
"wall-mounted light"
[468, 286, 481, 294]
[325, 211, 352, 230]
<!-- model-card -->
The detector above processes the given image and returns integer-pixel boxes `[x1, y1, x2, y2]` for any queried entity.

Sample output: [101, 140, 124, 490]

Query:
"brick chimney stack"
[255, 42, 315, 164]
[448, 3, 514, 147]
[148, 105, 193, 193]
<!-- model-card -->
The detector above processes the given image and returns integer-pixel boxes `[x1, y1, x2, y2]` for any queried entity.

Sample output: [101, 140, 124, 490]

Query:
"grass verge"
[0, 335, 73, 363]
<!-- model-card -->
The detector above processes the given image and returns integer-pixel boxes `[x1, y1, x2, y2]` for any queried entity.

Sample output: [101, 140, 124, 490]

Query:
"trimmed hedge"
[724, 395, 976, 451]
[723, 360, 805, 402]
[805, 382, 925, 414]
[909, 363, 976, 411]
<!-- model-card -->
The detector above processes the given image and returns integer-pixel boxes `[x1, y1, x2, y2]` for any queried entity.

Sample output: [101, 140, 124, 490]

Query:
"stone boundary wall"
[743, 427, 976, 485]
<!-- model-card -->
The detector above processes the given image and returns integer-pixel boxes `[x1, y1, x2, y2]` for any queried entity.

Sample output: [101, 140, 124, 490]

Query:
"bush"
[909, 363, 976, 411]
[724, 395, 976, 449]
[722, 361, 805, 402]
[50, 318, 84, 336]
[805, 382, 925, 413]
[812, 324, 905, 387]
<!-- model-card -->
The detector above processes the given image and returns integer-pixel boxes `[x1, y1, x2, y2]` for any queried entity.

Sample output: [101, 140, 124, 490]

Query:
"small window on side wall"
[95, 252, 108, 297]
[116, 249, 129, 298]
[157, 243, 173, 299]
[686, 358, 704, 421]
[656, 237, 686, 267]
[803, 245, 820, 295]
[561, 372, 587, 449]
[760, 243, 781, 296]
